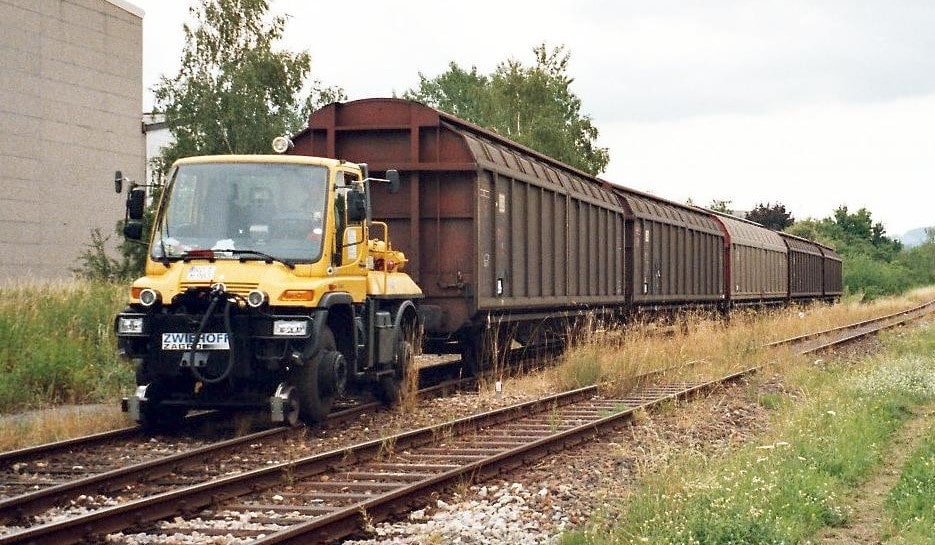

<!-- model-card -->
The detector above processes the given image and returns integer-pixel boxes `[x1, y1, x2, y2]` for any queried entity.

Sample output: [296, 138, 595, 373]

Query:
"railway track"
[767, 300, 935, 353]
[0, 359, 485, 535]
[1, 301, 931, 544]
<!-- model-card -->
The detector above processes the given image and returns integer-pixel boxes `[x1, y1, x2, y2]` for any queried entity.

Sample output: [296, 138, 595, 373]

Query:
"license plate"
[186, 265, 216, 281]
[162, 332, 230, 350]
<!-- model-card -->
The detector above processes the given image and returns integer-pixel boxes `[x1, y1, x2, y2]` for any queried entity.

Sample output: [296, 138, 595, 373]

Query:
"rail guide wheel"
[376, 338, 415, 404]
[130, 382, 188, 431]
[270, 383, 300, 426]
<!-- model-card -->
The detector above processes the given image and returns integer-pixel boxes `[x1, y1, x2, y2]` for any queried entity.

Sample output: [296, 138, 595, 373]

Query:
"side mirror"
[387, 170, 400, 194]
[346, 189, 367, 223]
[126, 187, 146, 220]
[114, 170, 124, 194]
[123, 221, 143, 240]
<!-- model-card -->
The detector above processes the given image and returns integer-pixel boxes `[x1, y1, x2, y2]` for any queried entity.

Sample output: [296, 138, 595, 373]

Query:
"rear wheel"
[294, 326, 345, 424]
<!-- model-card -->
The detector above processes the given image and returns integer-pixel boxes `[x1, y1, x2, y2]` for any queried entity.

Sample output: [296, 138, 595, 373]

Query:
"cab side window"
[332, 171, 361, 266]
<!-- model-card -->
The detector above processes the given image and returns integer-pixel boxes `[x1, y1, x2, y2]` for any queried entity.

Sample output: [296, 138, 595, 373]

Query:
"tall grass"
[0, 280, 132, 412]
[552, 287, 935, 398]
[560, 314, 935, 545]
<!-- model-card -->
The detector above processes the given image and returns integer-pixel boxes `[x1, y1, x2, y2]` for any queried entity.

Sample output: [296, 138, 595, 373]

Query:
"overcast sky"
[129, 0, 935, 237]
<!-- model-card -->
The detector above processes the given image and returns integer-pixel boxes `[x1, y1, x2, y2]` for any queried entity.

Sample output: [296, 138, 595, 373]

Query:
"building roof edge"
[105, 0, 144, 18]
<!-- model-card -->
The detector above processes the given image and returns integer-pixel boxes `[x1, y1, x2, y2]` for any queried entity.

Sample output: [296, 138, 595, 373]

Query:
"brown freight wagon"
[711, 212, 789, 305]
[292, 98, 628, 357]
[613, 188, 725, 308]
[818, 244, 844, 300]
[778, 232, 824, 299]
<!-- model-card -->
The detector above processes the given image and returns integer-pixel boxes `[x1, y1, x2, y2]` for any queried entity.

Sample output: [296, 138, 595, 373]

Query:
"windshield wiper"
[173, 249, 295, 269]
[226, 249, 296, 269]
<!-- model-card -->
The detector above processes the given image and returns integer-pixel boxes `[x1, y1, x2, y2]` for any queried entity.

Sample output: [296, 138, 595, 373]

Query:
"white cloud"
[603, 94, 935, 235]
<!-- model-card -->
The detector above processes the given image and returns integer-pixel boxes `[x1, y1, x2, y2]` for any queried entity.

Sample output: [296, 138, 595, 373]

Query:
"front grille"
[180, 281, 259, 297]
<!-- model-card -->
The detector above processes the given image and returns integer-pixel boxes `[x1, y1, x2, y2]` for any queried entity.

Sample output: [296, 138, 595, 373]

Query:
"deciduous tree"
[153, 0, 344, 172]
[745, 202, 794, 231]
[406, 44, 609, 176]
[85, 0, 345, 280]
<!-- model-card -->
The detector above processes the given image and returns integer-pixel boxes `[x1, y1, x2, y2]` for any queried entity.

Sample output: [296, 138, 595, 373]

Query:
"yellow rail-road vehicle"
[114, 141, 421, 428]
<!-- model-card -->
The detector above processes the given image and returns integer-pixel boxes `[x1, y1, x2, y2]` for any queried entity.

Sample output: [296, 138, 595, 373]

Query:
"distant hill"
[899, 227, 934, 248]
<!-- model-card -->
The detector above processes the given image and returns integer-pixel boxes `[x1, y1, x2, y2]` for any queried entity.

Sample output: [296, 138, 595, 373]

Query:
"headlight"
[271, 136, 293, 154]
[117, 316, 145, 335]
[139, 288, 160, 307]
[273, 320, 307, 336]
[247, 290, 267, 308]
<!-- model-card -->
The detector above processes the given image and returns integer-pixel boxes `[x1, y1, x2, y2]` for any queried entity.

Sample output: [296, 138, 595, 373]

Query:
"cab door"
[332, 170, 368, 297]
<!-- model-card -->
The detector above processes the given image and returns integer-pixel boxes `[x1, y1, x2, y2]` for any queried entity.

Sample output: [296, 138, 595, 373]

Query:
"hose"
[188, 288, 236, 384]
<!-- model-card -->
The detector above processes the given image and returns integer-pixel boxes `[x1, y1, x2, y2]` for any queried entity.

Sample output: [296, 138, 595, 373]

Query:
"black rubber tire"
[294, 326, 338, 424]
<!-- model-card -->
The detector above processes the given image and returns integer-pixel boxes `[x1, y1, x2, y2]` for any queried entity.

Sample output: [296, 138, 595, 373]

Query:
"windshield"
[152, 162, 329, 263]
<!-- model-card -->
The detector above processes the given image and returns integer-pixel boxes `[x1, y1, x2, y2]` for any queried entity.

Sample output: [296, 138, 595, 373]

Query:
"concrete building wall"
[0, 0, 144, 280]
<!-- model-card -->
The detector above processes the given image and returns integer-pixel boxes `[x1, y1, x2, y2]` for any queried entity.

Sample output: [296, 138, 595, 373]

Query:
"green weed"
[562, 320, 935, 545]
[884, 421, 935, 544]
[0, 281, 132, 412]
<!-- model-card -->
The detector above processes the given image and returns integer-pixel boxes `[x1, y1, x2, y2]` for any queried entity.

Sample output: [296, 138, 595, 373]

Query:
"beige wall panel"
[0, 0, 144, 280]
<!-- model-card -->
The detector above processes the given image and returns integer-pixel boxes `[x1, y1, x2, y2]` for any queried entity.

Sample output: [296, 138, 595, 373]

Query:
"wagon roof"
[710, 211, 787, 251]
[777, 231, 824, 256]
[615, 189, 724, 235]
[298, 97, 624, 207]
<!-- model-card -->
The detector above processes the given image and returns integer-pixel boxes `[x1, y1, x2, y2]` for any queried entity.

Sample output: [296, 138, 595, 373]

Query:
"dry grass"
[551, 287, 935, 398]
[0, 404, 131, 452]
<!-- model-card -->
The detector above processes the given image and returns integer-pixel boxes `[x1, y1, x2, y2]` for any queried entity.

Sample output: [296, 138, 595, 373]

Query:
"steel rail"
[0, 410, 218, 467]
[0, 427, 141, 469]
[0, 387, 600, 545]
[0, 392, 442, 526]
[0, 426, 289, 525]
[254, 370, 756, 544]
[766, 299, 935, 350]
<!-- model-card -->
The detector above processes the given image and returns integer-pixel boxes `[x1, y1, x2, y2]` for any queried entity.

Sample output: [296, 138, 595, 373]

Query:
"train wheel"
[271, 383, 301, 427]
[375, 338, 414, 405]
[294, 326, 342, 424]
[137, 382, 187, 431]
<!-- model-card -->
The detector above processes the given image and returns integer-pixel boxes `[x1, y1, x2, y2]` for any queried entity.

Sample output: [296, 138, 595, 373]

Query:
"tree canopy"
[785, 205, 928, 300]
[745, 202, 794, 231]
[152, 0, 344, 174]
[786, 205, 902, 262]
[405, 44, 609, 176]
[708, 199, 733, 214]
